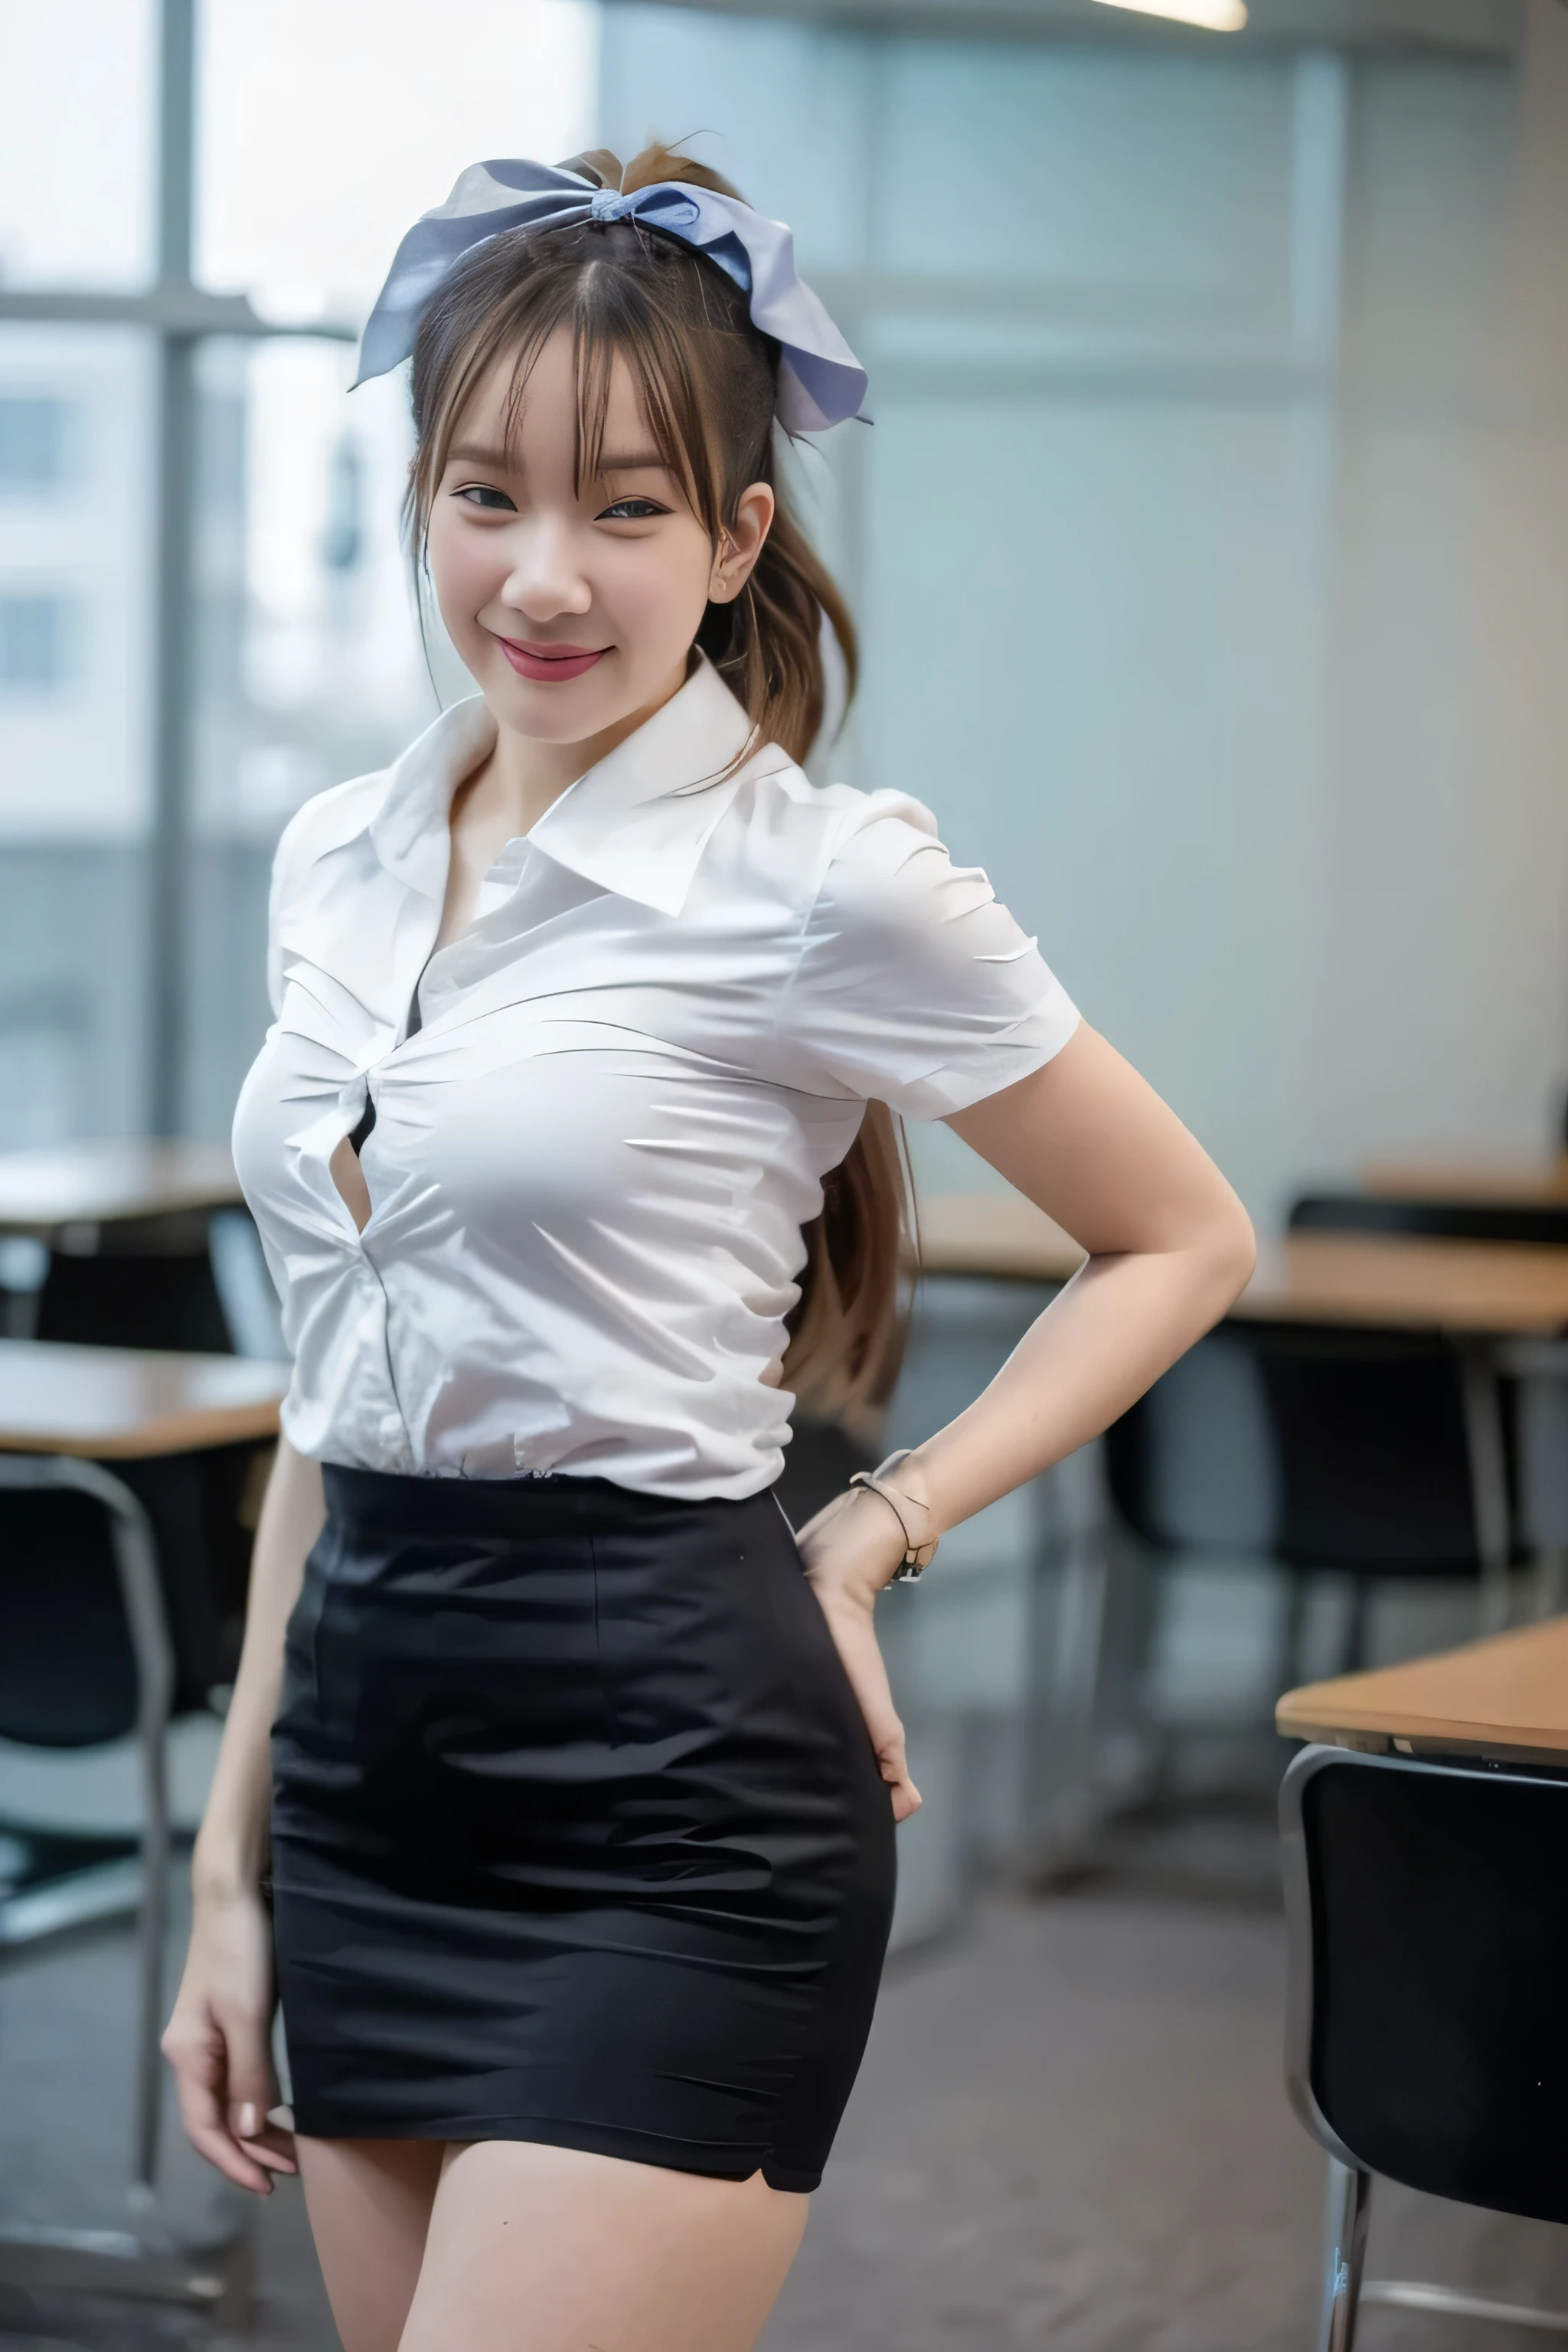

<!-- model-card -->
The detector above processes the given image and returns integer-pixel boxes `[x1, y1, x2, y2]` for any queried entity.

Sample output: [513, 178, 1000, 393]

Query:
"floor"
[5, 1810, 1568, 2350]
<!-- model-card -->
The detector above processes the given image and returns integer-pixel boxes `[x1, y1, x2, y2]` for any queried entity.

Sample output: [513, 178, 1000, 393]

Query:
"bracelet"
[848, 1449, 939, 1583]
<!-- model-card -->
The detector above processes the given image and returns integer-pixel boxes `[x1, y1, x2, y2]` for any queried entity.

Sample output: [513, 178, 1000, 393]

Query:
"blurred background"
[2, 2, 1567, 2347]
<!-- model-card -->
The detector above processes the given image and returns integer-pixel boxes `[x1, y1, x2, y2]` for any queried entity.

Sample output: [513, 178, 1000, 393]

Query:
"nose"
[499, 516, 592, 624]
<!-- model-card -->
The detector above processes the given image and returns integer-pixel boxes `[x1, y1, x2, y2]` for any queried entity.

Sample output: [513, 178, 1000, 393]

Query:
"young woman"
[162, 146, 1254, 2352]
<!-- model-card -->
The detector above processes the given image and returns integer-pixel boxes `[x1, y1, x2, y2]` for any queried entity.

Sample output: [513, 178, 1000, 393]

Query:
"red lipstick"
[496, 636, 608, 683]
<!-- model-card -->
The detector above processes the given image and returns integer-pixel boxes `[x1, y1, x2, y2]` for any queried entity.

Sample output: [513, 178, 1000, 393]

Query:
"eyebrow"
[446, 441, 518, 472]
[445, 443, 671, 477]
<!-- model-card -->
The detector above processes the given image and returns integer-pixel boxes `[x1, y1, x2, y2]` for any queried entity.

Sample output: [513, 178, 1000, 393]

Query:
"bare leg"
[296, 2136, 446, 2352]
[398, 2140, 809, 2352]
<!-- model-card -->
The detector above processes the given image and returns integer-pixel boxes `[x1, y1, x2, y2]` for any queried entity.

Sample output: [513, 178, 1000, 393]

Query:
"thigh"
[296, 2135, 446, 2352]
[397, 2140, 809, 2352]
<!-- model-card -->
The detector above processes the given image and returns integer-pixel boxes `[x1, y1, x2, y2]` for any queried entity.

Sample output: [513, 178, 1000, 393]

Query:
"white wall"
[599, 2, 1568, 1227]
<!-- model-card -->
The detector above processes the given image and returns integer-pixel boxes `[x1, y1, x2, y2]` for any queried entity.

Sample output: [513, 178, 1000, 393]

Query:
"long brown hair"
[406, 142, 910, 1413]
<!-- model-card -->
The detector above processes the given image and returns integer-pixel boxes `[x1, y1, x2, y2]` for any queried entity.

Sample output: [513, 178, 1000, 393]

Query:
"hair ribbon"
[354, 157, 870, 436]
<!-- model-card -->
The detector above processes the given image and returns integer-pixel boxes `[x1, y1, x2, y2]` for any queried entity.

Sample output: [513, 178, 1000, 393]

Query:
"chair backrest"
[37, 1233, 232, 1352]
[0, 1486, 138, 1746]
[1249, 1325, 1490, 1575]
[1289, 1193, 1568, 1247]
[1107, 1324, 1491, 1577]
[1282, 1744, 1568, 2226]
[1103, 1329, 1278, 1553]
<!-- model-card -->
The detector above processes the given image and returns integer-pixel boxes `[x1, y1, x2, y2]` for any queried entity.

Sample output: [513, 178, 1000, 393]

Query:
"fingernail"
[237, 2102, 259, 2138]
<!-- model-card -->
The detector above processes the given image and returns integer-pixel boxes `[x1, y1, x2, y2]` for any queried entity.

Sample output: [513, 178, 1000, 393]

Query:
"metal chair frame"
[1281, 1743, 1568, 2348]
[0, 1452, 251, 2320]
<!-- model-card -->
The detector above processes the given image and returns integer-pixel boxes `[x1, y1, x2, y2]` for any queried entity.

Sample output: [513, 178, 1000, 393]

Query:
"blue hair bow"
[354, 157, 870, 435]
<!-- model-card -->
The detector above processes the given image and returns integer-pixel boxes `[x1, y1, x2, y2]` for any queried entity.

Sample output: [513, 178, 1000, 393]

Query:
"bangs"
[408, 227, 773, 557]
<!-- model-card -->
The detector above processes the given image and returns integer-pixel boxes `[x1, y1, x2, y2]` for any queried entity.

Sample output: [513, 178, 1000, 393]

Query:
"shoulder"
[263, 765, 399, 1016]
[720, 748, 946, 918]
[270, 769, 388, 912]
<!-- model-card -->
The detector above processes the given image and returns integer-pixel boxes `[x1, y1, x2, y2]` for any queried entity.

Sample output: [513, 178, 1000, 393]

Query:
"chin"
[485, 662, 629, 746]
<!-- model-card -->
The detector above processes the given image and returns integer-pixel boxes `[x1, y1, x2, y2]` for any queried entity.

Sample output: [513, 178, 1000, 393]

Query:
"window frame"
[0, 0, 354, 1133]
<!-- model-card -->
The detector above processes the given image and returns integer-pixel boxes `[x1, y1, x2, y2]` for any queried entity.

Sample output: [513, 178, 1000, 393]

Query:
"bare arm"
[162, 1436, 325, 2191]
[799, 1024, 1255, 1817]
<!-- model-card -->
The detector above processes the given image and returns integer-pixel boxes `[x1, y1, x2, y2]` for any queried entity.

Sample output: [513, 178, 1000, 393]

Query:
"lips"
[496, 636, 608, 683]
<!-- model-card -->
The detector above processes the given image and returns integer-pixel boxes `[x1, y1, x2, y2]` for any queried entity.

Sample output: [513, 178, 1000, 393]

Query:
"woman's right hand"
[161, 1883, 298, 2194]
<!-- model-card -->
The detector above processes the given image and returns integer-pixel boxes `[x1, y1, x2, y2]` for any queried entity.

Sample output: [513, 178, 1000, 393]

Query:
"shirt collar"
[368, 654, 773, 919]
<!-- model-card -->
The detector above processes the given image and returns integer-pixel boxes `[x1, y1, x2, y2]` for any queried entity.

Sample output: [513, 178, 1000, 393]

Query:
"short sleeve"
[263, 813, 306, 1017]
[776, 794, 1080, 1118]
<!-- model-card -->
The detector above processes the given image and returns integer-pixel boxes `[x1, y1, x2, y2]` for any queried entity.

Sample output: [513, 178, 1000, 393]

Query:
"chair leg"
[1459, 1346, 1512, 1637]
[1319, 2155, 1370, 2352]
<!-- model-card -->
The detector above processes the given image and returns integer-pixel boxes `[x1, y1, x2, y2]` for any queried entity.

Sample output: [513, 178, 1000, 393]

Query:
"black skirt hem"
[289, 2105, 823, 2193]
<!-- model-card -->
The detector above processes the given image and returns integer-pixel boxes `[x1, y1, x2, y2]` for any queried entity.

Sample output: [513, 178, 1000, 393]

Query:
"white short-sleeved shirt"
[233, 654, 1080, 1497]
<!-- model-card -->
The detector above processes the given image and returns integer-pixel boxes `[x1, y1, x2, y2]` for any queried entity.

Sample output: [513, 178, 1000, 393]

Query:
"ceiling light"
[1093, 0, 1249, 27]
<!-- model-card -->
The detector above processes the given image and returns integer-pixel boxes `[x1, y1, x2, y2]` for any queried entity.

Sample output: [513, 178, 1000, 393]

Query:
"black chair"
[35, 1214, 235, 1353]
[1289, 1192, 1568, 1248]
[1107, 1321, 1514, 1690]
[1281, 1744, 1568, 2346]
[1252, 1321, 1515, 1672]
[33, 1202, 286, 1359]
[0, 1458, 172, 2202]
[0, 1456, 253, 2313]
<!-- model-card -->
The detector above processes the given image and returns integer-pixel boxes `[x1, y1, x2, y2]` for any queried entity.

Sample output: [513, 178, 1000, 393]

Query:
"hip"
[270, 1465, 892, 1914]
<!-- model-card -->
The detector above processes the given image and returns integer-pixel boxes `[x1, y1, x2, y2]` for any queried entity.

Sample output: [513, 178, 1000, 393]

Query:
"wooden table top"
[1360, 1155, 1568, 1205]
[1277, 1615, 1568, 1764]
[0, 1138, 243, 1235]
[915, 1192, 1568, 1336]
[0, 1341, 286, 1459]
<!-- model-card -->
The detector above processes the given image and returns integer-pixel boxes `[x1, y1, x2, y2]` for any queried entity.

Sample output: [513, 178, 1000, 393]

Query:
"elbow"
[1204, 1194, 1256, 1312]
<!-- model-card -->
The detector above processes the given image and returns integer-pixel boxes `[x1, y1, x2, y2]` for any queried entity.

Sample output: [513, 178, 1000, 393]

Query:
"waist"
[321, 1462, 783, 1546]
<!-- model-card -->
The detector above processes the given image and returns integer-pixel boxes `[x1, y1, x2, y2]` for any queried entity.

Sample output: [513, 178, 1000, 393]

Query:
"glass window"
[0, 397, 74, 492]
[0, 325, 155, 838]
[0, 0, 156, 289]
[0, 594, 77, 691]
[180, 335, 455, 1136]
[0, 0, 599, 1150]
[196, 0, 599, 318]
[0, 325, 154, 1151]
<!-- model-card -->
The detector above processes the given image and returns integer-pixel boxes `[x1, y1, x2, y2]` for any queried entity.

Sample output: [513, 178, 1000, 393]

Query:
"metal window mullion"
[146, 0, 197, 1137]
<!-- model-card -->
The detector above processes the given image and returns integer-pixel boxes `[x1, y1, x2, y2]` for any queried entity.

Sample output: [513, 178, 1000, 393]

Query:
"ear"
[709, 482, 776, 604]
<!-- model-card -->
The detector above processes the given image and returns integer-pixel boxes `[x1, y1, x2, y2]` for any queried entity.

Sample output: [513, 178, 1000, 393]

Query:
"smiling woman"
[162, 135, 1253, 2352]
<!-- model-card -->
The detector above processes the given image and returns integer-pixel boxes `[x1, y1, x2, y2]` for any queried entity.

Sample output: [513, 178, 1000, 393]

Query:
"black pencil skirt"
[269, 1465, 897, 2191]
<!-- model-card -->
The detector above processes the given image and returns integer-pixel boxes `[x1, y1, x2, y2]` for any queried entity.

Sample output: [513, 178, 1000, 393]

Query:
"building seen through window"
[0, 0, 596, 1151]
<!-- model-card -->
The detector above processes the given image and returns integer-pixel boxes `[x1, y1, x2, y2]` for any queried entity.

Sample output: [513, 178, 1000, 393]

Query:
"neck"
[469, 653, 693, 838]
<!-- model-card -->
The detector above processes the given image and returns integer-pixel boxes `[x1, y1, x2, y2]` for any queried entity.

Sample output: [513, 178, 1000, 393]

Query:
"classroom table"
[0, 1138, 248, 1351]
[915, 1191, 1568, 1334]
[1276, 1612, 1568, 1768]
[0, 1337, 284, 1456]
[0, 1341, 286, 2321]
[1360, 1155, 1568, 1207]
[0, 1137, 242, 1238]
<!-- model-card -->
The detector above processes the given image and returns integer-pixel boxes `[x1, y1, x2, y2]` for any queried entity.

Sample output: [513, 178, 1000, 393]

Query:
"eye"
[456, 483, 516, 511]
[598, 496, 667, 521]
